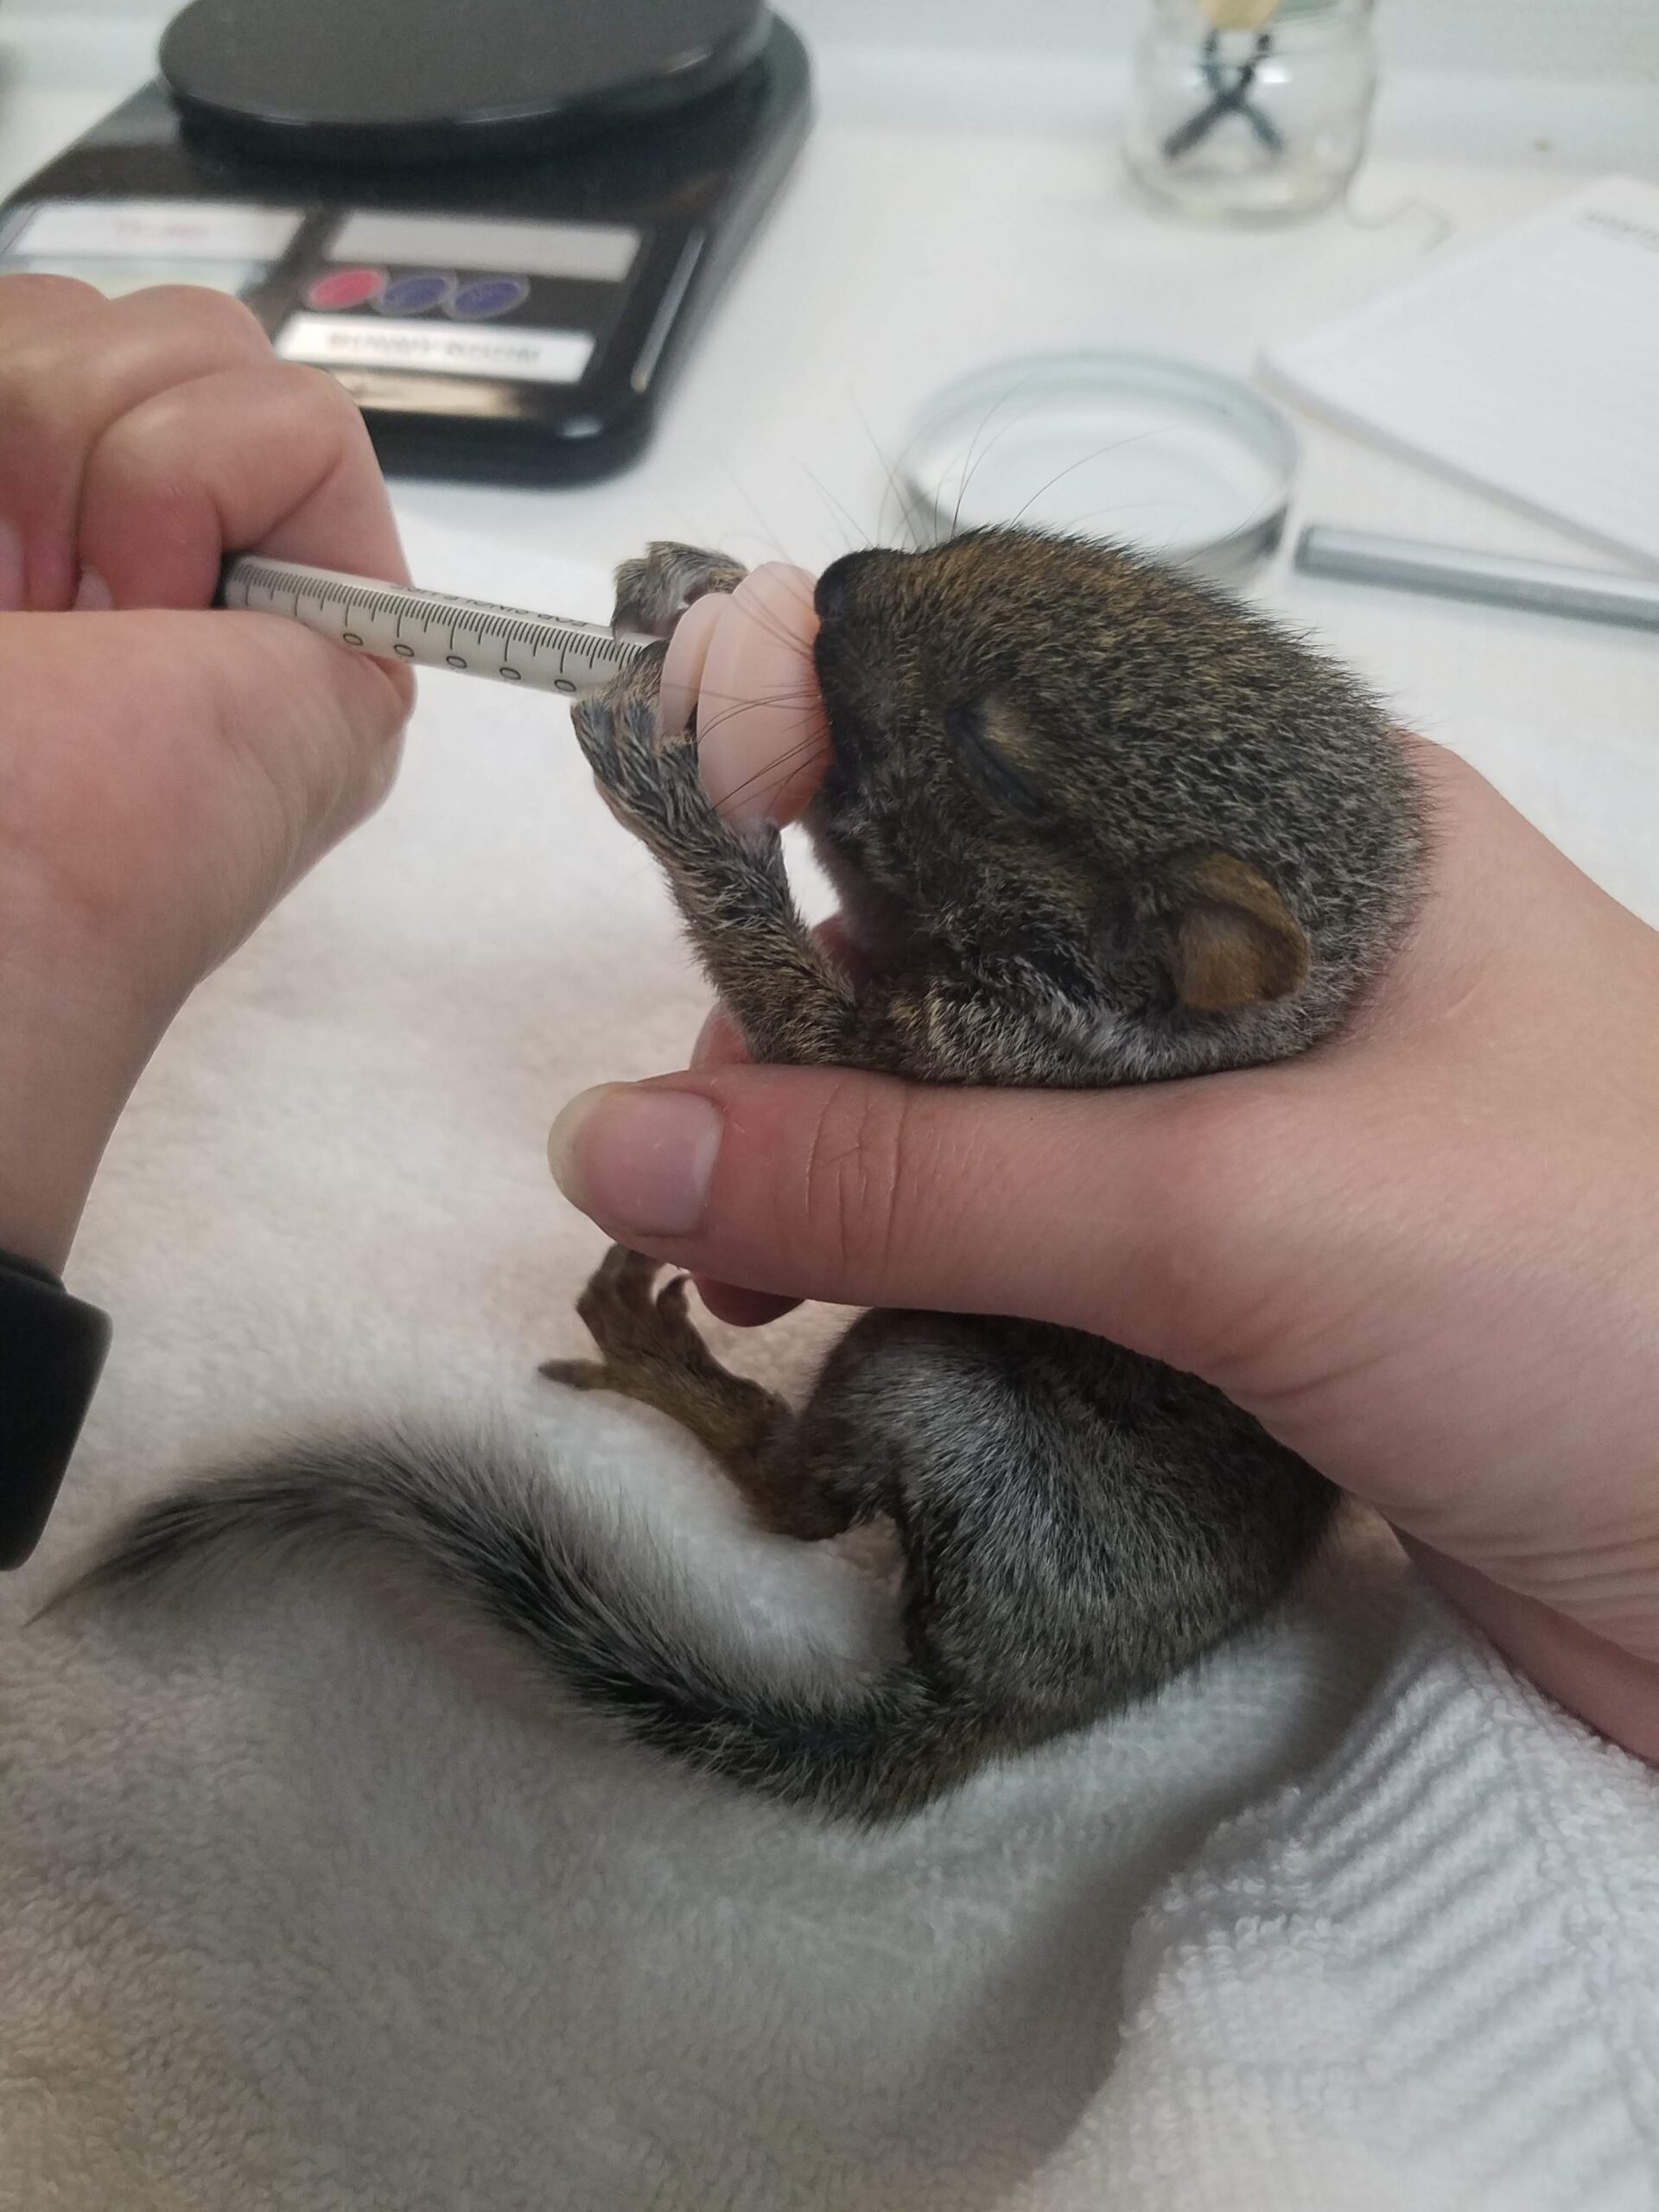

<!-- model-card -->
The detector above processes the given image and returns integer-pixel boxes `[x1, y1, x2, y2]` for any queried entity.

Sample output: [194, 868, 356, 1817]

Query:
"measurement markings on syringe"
[223, 556, 647, 697]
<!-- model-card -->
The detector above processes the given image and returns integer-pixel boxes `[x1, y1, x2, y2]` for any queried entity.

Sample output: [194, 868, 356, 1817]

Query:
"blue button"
[448, 275, 531, 321]
[377, 270, 454, 316]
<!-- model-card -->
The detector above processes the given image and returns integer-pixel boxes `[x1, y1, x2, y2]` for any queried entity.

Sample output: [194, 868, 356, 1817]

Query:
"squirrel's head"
[806, 527, 1423, 1059]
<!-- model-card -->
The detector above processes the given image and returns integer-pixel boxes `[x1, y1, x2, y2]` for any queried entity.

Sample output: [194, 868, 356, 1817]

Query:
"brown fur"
[544, 529, 1427, 1815]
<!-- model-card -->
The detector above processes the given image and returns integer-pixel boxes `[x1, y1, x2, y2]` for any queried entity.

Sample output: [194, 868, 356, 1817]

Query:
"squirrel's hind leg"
[543, 1245, 855, 1542]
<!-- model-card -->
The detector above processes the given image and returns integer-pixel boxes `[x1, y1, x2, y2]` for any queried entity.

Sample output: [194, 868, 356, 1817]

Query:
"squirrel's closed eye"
[944, 701, 1046, 817]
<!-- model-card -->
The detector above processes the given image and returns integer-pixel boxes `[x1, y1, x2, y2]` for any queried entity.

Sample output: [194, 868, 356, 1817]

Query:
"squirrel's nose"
[814, 551, 882, 623]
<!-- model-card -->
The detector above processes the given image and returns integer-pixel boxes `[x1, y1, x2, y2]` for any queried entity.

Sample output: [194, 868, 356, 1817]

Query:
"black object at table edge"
[0, 18, 814, 488]
[160, 0, 774, 168]
[0, 1249, 111, 1569]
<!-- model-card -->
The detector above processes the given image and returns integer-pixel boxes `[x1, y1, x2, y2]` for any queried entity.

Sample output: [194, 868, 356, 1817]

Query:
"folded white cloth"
[1013, 1580, 1659, 2212]
[2, 518, 1652, 2210]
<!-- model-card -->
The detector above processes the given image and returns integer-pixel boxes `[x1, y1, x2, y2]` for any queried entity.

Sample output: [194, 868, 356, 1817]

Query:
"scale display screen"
[0, 196, 302, 298]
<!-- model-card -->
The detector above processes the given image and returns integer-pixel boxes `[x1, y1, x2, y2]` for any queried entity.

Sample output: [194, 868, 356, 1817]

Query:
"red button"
[306, 266, 385, 311]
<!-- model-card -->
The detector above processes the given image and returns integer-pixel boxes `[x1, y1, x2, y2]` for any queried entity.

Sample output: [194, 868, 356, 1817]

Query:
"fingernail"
[0, 520, 22, 611]
[548, 1084, 723, 1236]
[72, 569, 113, 612]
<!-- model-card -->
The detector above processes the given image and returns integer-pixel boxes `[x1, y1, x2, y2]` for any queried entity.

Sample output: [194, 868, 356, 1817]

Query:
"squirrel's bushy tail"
[63, 1434, 988, 1822]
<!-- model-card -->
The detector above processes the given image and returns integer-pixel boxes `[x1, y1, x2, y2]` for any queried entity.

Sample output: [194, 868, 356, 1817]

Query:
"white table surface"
[3, 15, 1656, 920]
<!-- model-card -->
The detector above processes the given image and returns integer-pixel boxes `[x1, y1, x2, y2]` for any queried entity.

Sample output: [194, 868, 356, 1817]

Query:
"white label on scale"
[330, 212, 639, 284]
[9, 200, 303, 260]
[276, 315, 595, 385]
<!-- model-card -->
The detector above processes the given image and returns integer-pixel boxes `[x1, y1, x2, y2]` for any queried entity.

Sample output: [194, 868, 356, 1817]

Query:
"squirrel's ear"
[1161, 851, 1309, 1014]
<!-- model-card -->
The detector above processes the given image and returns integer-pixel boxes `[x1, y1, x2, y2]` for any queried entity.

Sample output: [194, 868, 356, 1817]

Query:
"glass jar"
[1125, 0, 1377, 225]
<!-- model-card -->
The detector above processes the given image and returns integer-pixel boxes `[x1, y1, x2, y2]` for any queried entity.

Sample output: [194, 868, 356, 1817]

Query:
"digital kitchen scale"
[0, 0, 811, 483]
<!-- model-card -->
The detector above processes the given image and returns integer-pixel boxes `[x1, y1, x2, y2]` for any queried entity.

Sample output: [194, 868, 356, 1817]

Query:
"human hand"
[0, 276, 412, 1272]
[549, 743, 1659, 1761]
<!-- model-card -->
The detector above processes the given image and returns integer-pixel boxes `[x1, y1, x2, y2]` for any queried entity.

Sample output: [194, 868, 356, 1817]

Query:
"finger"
[0, 277, 107, 608]
[195, 607, 413, 861]
[77, 359, 410, 613]
[0, 283, 274, 610]
[683, 911, 868, 1319]
[547, 1063, 1304, 1381]
[7, 607, 410, 954]
[1404, 1543, 1659, 1761]
[686, 978, 798, 1316]
[0, 272, 107, 334]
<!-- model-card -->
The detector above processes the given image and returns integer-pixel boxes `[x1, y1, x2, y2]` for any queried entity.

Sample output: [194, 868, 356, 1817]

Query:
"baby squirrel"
[76, 530, 1426, 1822]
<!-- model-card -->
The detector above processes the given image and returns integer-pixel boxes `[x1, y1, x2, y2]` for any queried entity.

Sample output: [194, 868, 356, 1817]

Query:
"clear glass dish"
[900, 350, 1300, 586]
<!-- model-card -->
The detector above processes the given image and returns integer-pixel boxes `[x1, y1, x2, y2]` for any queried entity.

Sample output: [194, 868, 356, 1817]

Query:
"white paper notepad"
[1262, 176, 1659, 569]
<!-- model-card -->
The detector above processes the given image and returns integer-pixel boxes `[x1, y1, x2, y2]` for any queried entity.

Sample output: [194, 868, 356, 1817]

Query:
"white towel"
[2, 518, 1653, 2210]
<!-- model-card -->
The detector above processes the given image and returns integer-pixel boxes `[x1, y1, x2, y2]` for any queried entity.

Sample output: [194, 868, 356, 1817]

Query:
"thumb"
[547, 1061, 1285, 1380]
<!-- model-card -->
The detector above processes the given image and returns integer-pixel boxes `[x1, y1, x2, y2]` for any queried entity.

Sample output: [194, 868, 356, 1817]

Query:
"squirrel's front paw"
[572, 688, 715, 855]
[612, 541, 747, 638]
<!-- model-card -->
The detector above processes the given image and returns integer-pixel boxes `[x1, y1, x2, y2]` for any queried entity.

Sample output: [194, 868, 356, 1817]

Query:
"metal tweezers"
[1162, 29, 1285, 161]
